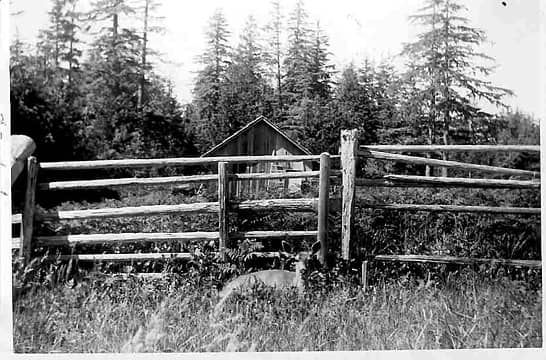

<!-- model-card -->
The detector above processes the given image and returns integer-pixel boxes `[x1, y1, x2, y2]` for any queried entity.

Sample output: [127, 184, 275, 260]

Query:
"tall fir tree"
[307, 21, 334, 101]
[283, 0, 311, 103]
[279, 1, 336, 146]
[134, 0, 164, 114]
[39, 0, 64, 69]
[83, 0, 142, 158]
[335, 62, 377, 145]
[334, 60, 398, 148]
[37, 0, 82, 95]
[222, 15, 272, 133]
[402, 0, 513, 176]
[12, 1, 84, 160]
[263, 0, 285, 120]
[281, 0, 313, 140]
[63, 0, 82, 95]
[86, 0, 139, 98]
[193, 8, 231, 149]
[372, 61, 406, 145]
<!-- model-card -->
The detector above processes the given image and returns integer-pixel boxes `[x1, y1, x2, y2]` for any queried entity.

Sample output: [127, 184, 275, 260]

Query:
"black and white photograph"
[0, 0, 543, 355]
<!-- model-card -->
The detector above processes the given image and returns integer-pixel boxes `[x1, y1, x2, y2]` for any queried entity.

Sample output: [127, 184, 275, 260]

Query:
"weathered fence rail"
[382, 174, 540, 189]
[35, 231, 318, 247]
[36, 232, 221, 246]
[37, 174, 219, 191]
[374, 255, 542, 269]
[357, 203, 540, 215]
[342, 129, 541, 279]
[358, 148, 539, 177]
[37, 171, 343, 191]
[39, 154, 340, 171]
[354, 177, 540, 189]
[363, 144, 540, 153]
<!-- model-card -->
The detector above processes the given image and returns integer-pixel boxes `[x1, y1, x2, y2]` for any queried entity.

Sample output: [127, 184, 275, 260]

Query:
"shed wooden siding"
[203, 119, 312, 196]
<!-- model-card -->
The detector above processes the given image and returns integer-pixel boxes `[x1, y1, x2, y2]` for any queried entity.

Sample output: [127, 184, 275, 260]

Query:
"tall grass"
[13, 271, 541, 352]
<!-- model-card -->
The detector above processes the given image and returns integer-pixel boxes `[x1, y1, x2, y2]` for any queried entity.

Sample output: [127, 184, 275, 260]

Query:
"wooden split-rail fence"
[339, 129, 541, 282]
[11, 130, 541, 279]
[12, 154, 334, 265]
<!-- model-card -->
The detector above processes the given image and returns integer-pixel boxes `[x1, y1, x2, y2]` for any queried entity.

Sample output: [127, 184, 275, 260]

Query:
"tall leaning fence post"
[20, 156, 38, 264]
[317, 152, 330, 265]
[218, 162, 229, 261]
[340, 130, 358, 261]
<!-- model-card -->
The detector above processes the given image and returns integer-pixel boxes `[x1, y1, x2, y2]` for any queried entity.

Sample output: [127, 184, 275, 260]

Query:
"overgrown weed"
[13, 270, 541, 352]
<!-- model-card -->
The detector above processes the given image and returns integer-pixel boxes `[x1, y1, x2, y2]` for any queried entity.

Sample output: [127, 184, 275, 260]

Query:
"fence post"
[20, 156, 38, 264]
[317, 152, 330, 265]
[218, 162, 229, 261]
[340, 129, 358, 261]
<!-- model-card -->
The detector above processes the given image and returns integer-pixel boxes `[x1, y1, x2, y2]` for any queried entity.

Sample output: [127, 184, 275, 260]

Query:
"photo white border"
[0, 1, 544, 359]
[0, 0, 14, 356]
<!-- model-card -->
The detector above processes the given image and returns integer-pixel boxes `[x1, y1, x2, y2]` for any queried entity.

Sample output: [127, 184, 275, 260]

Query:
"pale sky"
[9, 0, 545, 119]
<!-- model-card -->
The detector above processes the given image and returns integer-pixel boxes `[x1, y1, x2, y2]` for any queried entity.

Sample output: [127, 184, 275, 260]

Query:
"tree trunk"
[68, 5, 75, 91]
[276, 49, 282, 115]
[112, 12, 120, 97]
[137, 0, 149, 113]
[54, 18, 60, 68]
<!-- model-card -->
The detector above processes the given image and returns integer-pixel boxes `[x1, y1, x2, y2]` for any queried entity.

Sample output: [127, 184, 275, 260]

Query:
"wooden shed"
[201, 116, 313, 196]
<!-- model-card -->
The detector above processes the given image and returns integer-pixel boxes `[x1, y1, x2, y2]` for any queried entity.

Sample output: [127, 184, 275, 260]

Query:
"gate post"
[20, 156, 38, 264]
[218, 162, 229, 261]
[340, 130, 358, 261]
[317, 152, 330, 265]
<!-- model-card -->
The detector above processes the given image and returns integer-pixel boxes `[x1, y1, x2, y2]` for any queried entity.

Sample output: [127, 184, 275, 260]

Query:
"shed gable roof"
[201, 115, 312, 157]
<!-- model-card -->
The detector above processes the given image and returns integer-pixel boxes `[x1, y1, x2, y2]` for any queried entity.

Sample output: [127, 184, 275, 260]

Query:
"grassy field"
[12, 270, 541, 352]
[11, 182, 542, 352]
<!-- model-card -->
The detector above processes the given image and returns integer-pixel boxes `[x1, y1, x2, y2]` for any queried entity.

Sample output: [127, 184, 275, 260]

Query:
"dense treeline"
[10, 0, 539, 173]
[11, 0, 198, 162]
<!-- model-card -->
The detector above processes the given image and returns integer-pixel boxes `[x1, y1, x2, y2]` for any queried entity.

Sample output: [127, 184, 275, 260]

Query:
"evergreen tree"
[135, 0, 164, 113]
[334, 60, 395, 147]
[10, 39, 81, 161]
[298, 97, 337, 153]
[40, 0, 64, 68]
[402, 0, 513, 175]
[83, 0, 142, 158]
[37, 0, 82, 93]
[222, 15, 272, 133]
[263, 0, 284, 119]
[11, 1, 84, 161]
[63, 0, 82, 95]
[372, 61, 408, 145]
[193, 8, 231, 149]
[36, 0, 82, 99]
[10, 0, 195, 162]
[280, 0, 315, 141]
[283, 0, 311, 103]
[307, 21, 334, 101]
[335, 63, 369, 137]
[403, 0, 440, 154]
[86, 0, 138, 98]
[130, 75, 198, 160]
